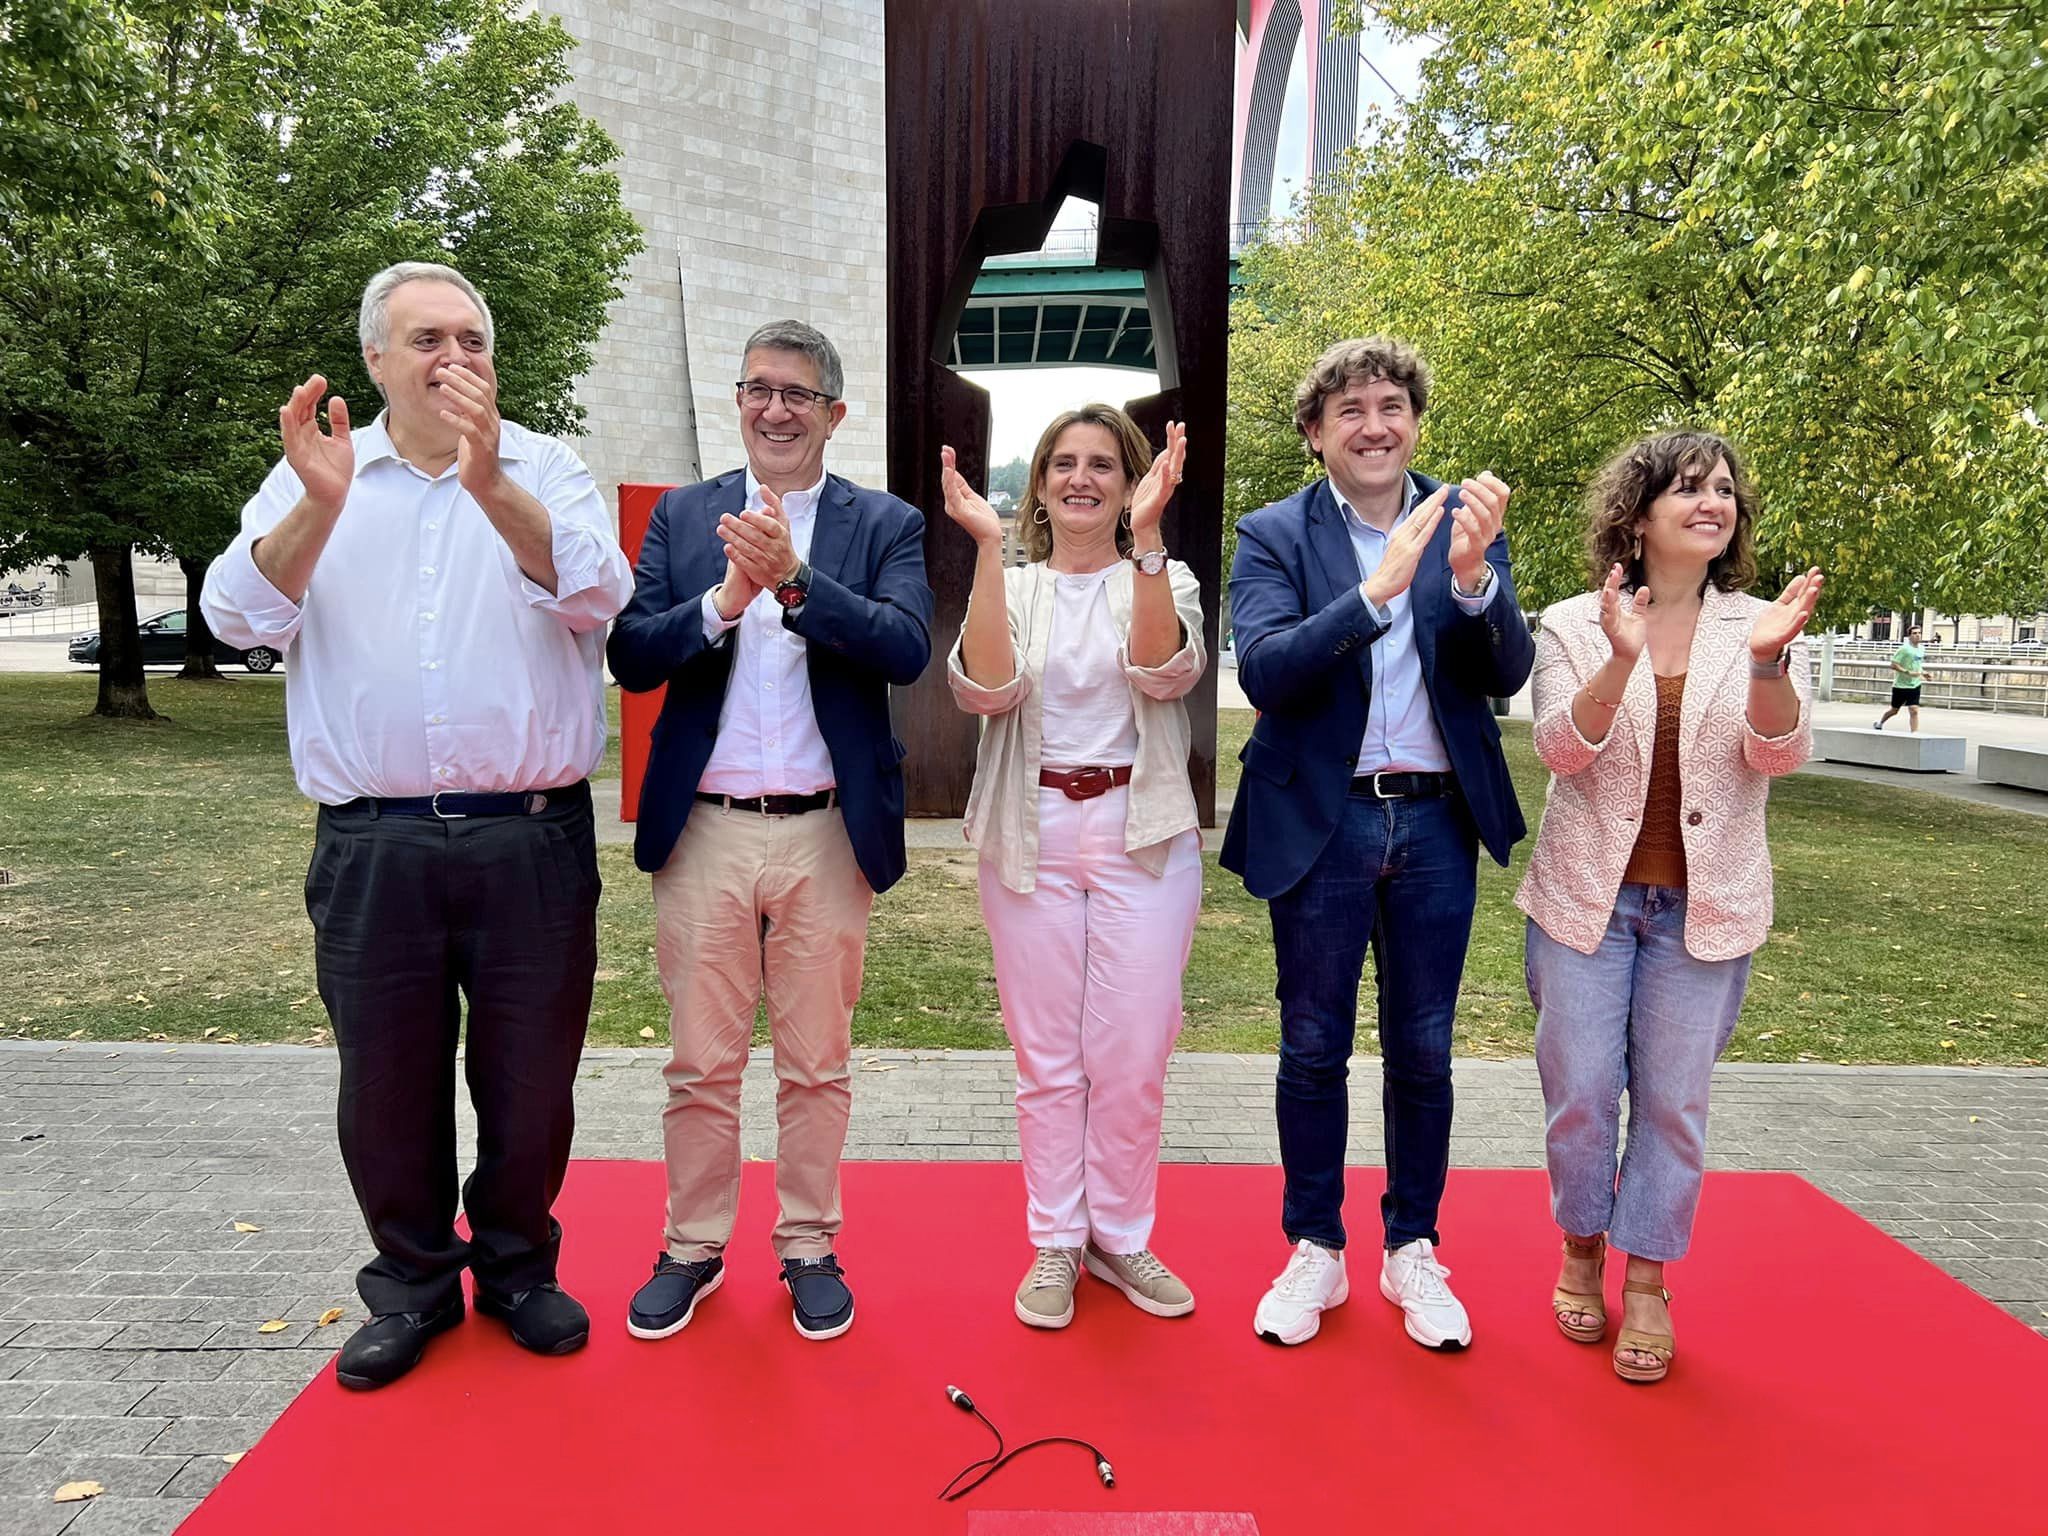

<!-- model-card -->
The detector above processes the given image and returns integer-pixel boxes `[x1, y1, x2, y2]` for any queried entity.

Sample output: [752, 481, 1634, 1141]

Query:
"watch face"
[775, 584, 806, 609]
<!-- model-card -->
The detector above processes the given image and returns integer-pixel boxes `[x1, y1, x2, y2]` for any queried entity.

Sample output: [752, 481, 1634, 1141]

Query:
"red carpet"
[178, 1162, 2048, 1534]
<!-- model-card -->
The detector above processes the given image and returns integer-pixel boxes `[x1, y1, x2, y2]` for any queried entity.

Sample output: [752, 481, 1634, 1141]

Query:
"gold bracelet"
[1581, 683, 1620, 710]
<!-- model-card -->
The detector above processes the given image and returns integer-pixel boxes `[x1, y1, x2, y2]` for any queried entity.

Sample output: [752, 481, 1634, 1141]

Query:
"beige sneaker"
[1014, 1247, 1082, 1329]
[1083, 1243, 1195, 1317]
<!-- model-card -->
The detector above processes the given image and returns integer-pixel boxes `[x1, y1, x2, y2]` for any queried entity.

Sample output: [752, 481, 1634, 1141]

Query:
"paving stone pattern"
[1, 1042, 2043, 1531]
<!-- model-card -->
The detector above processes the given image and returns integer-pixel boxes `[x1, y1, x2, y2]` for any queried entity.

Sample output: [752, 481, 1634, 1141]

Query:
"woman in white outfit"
[942, 406, 1207, 1329]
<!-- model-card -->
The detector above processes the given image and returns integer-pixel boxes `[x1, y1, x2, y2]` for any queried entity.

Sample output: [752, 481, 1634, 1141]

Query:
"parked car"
[68, 608, 281, 673]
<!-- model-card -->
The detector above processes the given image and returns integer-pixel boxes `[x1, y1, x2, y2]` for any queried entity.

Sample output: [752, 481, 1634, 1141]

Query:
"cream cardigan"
[948, 558, 1207, 894]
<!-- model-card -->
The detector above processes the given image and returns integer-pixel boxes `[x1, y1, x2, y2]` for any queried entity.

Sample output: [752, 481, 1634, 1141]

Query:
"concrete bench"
[1813, 727, 1966, 773]
[1978, 744, 2048, 792]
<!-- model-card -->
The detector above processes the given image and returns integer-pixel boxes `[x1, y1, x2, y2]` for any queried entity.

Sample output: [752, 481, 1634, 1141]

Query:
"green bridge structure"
[954, 233, 1252, 372]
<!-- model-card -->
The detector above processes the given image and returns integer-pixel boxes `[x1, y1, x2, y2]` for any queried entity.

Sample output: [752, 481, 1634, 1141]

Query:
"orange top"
[1622, 671, 1688, 889]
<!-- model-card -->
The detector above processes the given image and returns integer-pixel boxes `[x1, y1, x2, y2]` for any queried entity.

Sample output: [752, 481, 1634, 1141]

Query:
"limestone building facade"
[542, 0, 891, 500]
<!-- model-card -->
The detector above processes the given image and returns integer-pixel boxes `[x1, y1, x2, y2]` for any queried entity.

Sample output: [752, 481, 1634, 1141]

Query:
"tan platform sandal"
[1551, 1236, 1607, 1343]
[1613, 1280, 1674, 1384]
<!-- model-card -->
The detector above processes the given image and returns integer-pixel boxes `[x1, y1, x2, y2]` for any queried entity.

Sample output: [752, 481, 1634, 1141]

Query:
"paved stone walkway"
[1, 1042, 2043, 1532]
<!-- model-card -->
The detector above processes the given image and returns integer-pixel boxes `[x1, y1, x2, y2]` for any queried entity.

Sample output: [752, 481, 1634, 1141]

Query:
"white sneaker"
[1253, 1239, 1349, 1345]
[1379, 1238, 1472, 1349]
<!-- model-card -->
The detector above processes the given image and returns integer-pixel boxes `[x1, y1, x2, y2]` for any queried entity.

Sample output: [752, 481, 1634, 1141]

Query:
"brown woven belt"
[1037, 765, 1134, 801]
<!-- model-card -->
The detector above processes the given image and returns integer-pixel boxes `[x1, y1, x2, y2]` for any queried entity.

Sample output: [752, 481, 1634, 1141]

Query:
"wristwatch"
[1748, 648, 1789, 678]
[1131, 547, 1168, 577]
[1452, 565, 1495, 600]
[774, 559, 812, 611]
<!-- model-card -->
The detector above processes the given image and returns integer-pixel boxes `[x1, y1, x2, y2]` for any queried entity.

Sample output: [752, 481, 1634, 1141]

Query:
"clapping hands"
[1749, 568, 1824, 661]
[939, 447, 1005, 549]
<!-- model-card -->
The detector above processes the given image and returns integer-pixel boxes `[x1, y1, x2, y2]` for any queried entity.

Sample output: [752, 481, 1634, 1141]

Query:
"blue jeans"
[1269, 794, 1478, 1252]
[1527, 887, 1753, 1262]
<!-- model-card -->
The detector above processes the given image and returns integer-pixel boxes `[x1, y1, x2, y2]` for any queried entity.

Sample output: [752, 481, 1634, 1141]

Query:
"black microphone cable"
[939, 1384, 1116, 1502]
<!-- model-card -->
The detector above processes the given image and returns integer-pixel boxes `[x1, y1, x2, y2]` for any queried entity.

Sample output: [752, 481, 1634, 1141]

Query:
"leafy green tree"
[0, 0, 241, 229]
[987, 455, 1030, 500]
[1230, 0, 2048, 619]
[0, 0, 641, 715]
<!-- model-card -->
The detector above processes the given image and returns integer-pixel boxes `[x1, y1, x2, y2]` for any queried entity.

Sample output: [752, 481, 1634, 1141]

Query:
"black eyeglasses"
[735, 381, 836, 414]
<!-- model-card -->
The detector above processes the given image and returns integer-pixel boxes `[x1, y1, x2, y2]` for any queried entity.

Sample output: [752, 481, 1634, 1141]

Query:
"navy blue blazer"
[606, 469, 934, 892]
[1219, 472, 1535, 900]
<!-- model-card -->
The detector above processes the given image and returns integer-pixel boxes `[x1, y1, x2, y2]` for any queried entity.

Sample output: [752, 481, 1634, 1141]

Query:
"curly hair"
[1292, 336, 1431, 460]
[1016, 405, 1155, 564]
[1584, 429, 1758, 594]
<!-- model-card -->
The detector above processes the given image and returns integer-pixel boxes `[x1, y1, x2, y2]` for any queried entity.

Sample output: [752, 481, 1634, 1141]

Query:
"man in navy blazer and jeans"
[608, 320, 933, 1343]
[1222, 337, 1533, 1351]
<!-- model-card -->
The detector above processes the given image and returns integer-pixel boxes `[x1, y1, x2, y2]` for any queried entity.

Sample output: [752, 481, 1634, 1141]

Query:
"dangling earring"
[1630, 531, 1643, 562]
[1032, 503, 1050, 526]
[1118, 505, 1132, 530]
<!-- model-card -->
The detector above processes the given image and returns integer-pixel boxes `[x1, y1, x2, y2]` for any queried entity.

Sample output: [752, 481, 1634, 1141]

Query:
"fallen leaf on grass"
[53, 1481, 103, 1503]
[316, 1307, 345, 1327]
[257, 1320, 289, 1334]
[638, 1027, 656, 1040]
[1940, 1040, 1957, 1049]
[233, 1222, 262, 1233]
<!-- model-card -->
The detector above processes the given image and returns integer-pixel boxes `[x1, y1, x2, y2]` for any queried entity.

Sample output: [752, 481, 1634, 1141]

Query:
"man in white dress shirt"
[608, 320, 932, 1342]
[201, 262, 634, 1389]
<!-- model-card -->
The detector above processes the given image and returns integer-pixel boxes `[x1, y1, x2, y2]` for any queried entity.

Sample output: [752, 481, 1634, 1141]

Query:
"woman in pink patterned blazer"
[1515, 430, 1821, 1385]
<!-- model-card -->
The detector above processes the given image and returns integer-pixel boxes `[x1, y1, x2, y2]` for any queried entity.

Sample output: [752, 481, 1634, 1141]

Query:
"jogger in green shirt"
[1875, 625, 1925, 732]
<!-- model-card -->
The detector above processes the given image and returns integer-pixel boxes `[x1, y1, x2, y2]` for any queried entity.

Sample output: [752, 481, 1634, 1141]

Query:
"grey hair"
[358, 262, 496, 355]
[742, 319, 844, 399]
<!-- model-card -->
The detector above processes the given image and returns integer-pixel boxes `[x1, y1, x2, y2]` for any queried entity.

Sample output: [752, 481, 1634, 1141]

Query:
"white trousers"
[978, 785, 1203, 1252]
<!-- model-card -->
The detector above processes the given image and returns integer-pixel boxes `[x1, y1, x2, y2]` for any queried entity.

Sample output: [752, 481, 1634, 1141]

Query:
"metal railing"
[0, 600, 99, 638]
[976, 218, 1272, 268]
[1822, 656, 2048, 716]
[1831, 636, 2043, 655]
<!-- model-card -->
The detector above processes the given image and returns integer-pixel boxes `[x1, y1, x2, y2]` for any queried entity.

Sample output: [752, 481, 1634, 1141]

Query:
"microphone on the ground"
[945, 1384, 975, 1412]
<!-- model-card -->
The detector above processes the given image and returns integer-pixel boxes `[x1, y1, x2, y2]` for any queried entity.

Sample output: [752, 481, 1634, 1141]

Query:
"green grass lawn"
[2, 673, 2043, 1063]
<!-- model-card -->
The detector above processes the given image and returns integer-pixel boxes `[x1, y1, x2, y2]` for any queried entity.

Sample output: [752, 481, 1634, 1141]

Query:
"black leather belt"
[342, 780, 589, 819]
[1349, 771, 1455, 800]
[695, 789, 838, 816]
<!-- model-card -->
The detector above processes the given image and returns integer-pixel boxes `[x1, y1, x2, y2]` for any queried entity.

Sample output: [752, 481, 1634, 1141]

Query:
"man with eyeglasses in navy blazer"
[608, 320, 934, 1345]
[1222, 336, 1533, 1355]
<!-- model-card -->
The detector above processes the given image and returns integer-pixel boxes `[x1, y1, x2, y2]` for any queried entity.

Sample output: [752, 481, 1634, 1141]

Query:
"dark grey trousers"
[304, 785, 599, 1314]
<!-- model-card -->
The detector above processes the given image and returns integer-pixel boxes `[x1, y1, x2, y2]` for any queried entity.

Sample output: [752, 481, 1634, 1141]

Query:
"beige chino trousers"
[652, 804, 873, 1261]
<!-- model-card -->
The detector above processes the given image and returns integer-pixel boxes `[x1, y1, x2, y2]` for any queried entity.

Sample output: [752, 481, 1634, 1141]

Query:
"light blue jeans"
[1527, 886, 1753, 1262]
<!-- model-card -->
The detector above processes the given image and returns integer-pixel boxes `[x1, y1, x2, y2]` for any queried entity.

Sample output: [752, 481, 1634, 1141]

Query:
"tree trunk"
[177, 555, 223, 680]
[90, 543, 158, 720]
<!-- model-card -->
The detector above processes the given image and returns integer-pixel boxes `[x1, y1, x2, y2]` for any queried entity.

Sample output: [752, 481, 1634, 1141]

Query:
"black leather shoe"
[627, 1254, 725, 1340]
[335, 1295, 464, 1390]
[780, 1254, 854, 1341]
[473, 1281, 590, 1356]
